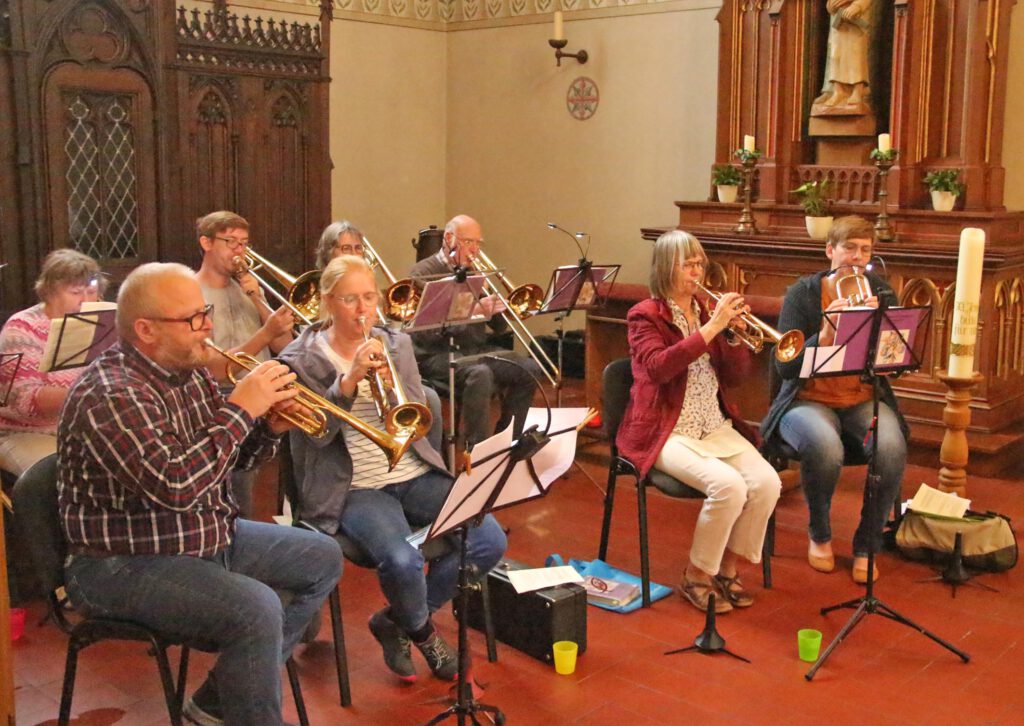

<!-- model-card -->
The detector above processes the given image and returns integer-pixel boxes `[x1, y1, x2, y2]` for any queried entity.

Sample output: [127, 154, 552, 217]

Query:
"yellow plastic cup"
[797, 629, 822, 662]
[552, 640, 578, 675]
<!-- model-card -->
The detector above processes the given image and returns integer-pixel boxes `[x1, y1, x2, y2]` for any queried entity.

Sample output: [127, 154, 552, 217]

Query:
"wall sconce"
[549, 11, 588, 67]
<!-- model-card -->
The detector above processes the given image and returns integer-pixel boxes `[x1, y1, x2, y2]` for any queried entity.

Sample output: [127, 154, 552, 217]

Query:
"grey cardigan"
[278, 323, 449, 534]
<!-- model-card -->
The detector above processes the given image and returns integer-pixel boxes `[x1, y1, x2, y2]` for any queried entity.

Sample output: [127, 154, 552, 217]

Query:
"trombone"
[467, 251, 560, 387]
[361, 237, 420, 323]
[233, 249, 321, 326]
[358, 315, 433, 440]
[695, 282, 805, 363]
[203, 338, 416, 471]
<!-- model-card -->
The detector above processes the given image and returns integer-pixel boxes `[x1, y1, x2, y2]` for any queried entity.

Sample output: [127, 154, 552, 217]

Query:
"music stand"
[39, 303, 118, 373]
[406, 271, 498, 471]
[0, 353, 23, 407]
[536, 262, 620, 407]
[803, 301, 970, 680]
[424, 408, 594, 726]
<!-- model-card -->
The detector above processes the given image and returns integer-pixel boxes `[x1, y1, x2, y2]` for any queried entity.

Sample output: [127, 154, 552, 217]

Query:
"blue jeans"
[778, 399, 906, 555]
[340, 470, 507, 634]
[64, 519, 342, 726]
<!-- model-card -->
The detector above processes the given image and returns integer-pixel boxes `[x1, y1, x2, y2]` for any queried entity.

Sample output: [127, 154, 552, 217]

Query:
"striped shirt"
[0, 304, 82, 435]
[316, 334, 430, 489]
[58, 342, 280, 556]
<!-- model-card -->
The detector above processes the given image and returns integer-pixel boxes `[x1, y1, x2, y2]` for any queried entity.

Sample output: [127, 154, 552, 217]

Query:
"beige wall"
[1003, 10, 1024, 211]
[328, 21, 448, 267]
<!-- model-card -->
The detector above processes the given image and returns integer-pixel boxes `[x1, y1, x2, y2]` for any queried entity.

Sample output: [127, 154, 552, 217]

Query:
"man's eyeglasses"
[149, 303, 214, 331]
[213, 236, 250, 251]
[327, 292, 380, 309]
[454, 236, 484, 247]
[336, 244, 365, 256]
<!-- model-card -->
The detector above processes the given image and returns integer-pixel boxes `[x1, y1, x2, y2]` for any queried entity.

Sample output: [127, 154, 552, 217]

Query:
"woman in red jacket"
[617, 230, 781, 614]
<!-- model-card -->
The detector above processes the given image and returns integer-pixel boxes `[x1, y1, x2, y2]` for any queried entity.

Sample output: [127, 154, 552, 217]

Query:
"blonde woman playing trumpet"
[279, 255, 506, 684]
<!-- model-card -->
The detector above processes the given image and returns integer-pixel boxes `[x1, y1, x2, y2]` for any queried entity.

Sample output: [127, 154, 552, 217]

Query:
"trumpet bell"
[384, 279, 420, 322]
[775, 329, 805, 363]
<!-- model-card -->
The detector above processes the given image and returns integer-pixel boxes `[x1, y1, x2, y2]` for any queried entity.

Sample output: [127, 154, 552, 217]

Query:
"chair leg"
[57, 640, 81, 726]
[174, 645, 191, 713]
[598, 467, 618, 561]
[479, 574, 498, 663]
[762, 511, 775, 590]
[150, 640, 182, 726]
[286, 657, 309, 726]
[327, 588, 352, 707]
[637, 478, 652, 608]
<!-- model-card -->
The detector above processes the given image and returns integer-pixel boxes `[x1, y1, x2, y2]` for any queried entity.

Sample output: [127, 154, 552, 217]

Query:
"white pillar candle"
[553, 11, 564, 41]
[878, 133, 891, 152]
[948, 227, 986, 378]
[743, 135, 755, 153]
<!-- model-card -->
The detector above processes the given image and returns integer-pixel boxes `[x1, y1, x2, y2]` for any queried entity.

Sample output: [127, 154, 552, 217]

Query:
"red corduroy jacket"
[615, 297, 760, 478]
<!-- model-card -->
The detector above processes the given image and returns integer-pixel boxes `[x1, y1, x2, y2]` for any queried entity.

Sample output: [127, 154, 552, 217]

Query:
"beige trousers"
[654, 433, 781, 576]
[0, 433, 57, 477]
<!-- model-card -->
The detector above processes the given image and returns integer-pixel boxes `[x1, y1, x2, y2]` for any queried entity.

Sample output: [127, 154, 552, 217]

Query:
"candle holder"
[733, 150, 760, 234]
[936, 369, 984, 498]
[548, 38, 588, 66]
[870, 148, 898, 242]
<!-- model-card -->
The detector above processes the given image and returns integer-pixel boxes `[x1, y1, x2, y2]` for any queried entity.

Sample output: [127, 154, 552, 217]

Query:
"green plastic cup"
[798, 629, 822, 662]
[552, 640, 578, 675]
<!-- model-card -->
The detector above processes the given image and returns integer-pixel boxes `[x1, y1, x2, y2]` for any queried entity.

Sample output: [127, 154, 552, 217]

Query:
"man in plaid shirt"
[58, 262, 342, 726]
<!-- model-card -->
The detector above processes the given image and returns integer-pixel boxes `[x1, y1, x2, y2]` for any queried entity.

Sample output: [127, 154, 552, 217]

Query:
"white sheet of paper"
[507, 566, 584, 594]
[39, 301, 117, 372]
[908, 483, 971, 518]
[799, 345, 846, 378]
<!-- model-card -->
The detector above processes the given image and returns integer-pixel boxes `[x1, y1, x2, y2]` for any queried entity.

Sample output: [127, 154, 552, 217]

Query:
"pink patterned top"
[0, 304, 82, 436]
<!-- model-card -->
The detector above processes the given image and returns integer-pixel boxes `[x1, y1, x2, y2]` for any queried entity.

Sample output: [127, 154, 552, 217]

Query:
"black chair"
[597, 358, 775, 607]
[12, 454, 310, 726]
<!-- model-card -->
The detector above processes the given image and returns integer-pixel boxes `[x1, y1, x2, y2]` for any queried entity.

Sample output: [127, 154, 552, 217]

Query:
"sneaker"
[183, 697, 224, 726]
[414, 630, 458, 681]
[369, 609, 417, 682]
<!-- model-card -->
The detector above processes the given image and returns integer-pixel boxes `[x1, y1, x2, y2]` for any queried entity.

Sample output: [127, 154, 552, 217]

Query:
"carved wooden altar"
[617, 0, 1023, 474]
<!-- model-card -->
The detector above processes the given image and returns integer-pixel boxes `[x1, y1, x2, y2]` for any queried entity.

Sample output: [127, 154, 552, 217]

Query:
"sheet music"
[507, 566, 584, 594]
[907, 483, 971, 519]
[799, 345, 846, 377]
[39, 302, 117, 372]
[521, 407, 590, 489]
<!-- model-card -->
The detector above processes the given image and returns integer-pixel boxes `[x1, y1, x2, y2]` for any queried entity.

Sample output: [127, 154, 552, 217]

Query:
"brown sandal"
[677, 577, 733, 614]
[712, 573, 754, 608]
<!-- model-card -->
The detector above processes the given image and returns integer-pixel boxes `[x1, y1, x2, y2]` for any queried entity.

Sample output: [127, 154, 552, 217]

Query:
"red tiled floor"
[9, 380, 1024, 724]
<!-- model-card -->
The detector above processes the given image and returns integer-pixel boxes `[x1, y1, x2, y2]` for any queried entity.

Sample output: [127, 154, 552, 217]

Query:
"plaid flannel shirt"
[58, 342, 280, 557]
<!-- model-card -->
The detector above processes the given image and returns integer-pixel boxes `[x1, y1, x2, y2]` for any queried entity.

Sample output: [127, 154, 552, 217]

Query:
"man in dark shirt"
[58, 262, 342, 726]
[408, 214, 540, 449]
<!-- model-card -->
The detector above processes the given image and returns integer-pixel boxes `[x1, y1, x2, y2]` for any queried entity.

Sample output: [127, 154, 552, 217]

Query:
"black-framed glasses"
[149, 303, 214, 331]
[213, 236, 250, 251]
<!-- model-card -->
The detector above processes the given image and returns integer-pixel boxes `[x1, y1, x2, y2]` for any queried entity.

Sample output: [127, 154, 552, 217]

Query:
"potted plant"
[792, 180, 833, 239]
[712, 164, 742, 203]
[923, 169, 965, 211]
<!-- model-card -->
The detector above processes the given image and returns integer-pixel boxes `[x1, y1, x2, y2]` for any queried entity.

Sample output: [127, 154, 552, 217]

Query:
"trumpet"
[358, 316, 432, 441]
[203, 338, 416, 471]
[827, 264, 873, 306]
[361, 237, 420, 323]
[695, 282, 805, 363]
[466, 251, 560, 387]
[233, 249, 321, 325]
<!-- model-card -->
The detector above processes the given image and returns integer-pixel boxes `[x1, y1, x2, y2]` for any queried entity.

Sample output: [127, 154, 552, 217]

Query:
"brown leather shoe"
[678, 576, 733, 614]
[712, 573, 754, 608]
[807, 543, 835, 573]
[852, 559, 880, 584]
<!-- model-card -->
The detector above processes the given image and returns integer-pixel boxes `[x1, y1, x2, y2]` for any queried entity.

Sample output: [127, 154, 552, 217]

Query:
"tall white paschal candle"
[553, 11, 564, 41]
[878, 133, 891, 153]
[948, 227, 986, 378]
[743, 135, 755, 153]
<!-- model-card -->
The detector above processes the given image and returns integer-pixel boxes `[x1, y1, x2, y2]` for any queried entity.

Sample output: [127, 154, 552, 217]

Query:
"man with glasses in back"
[408, 214, 540, 451]
[196, 211, 295, 517]
[58, 262, 342, 726]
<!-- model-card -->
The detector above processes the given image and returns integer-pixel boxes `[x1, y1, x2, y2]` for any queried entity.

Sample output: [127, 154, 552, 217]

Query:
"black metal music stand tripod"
[804, 301, 970, 680]
[423, 411, 592, 725]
